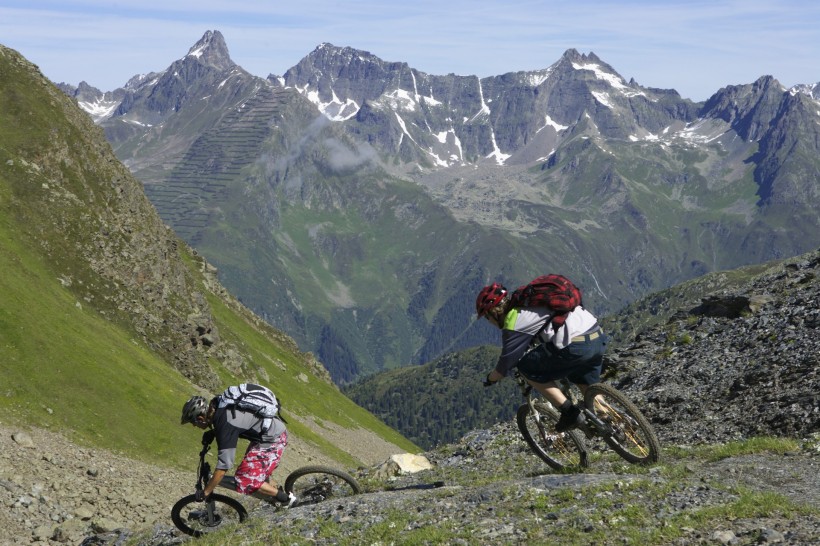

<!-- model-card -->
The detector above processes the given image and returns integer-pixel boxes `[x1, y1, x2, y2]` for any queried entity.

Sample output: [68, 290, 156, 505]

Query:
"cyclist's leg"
[234, 431, 288, 497]
[526, 378, 569, 407]
[518, 343, 580, 408]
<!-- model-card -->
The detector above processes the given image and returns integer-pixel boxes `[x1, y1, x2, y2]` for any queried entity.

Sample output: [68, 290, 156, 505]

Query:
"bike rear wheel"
[516, 402, 588, 471]
[284, 465, 361, 506]
[584, 383, 661, 465]
[171, 493, 247, 537]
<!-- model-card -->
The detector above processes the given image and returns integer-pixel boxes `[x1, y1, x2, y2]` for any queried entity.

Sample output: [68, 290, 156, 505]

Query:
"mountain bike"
[515, 371, 661, 468]
[171, 440, 362, 537]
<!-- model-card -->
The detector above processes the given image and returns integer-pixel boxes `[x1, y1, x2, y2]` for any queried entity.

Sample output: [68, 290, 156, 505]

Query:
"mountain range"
[58, 30, 820, 384]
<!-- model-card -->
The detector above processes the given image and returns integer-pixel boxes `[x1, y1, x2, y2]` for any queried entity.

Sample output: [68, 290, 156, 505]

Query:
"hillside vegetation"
[347, 248, 820, 450]
[0, 45, 416, 472]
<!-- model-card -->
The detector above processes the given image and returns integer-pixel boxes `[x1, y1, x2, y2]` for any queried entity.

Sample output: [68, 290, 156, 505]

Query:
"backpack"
[509, 274, 583, 331]
[217, 383, 284, 430]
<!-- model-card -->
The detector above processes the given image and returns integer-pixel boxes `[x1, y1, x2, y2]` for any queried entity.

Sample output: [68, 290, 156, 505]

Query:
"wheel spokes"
[594, 396, 650, 457]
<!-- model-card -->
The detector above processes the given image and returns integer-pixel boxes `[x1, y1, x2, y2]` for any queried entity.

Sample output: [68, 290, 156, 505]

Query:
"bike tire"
[584, 383, 661, 465]
[171, 493, 248, 537]
[516, 402, 588, 471]
[284, 465, 361, 506]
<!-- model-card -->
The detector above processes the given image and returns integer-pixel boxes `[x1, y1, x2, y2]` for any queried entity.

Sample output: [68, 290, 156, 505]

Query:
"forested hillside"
[344, 346, 514, 448]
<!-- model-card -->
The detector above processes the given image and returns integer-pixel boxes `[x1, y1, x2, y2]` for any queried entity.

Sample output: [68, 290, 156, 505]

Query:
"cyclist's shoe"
[286, 492, 298, 508]
[555, 404, 584, 432]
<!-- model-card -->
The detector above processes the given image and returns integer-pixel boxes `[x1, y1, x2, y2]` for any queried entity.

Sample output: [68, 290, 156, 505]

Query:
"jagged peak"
[705, 75, 786, 108]
[306, 42, 399, 68]
[559, 48, 603, 65]
[76, 81, 101, 94]
[184, 30, 234, 71]
[751, 75, 785, 94]
[555, 49, 637, 97]
[124, 72, 162, 90]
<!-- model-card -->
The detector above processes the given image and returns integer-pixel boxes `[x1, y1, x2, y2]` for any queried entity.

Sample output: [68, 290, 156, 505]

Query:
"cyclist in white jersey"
[476, 282, 607, 432]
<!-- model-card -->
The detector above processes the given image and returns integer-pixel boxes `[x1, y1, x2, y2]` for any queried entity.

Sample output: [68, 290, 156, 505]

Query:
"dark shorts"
[516, 332, 607, 385]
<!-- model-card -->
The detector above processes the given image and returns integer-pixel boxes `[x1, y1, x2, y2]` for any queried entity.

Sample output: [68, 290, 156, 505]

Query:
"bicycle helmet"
[180, 396, 209, 425]
[475, 282, 507, 318]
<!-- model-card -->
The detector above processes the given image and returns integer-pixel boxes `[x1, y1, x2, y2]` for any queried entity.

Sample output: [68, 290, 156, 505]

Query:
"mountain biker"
[180, 384, 296, 507]
[476, 282, 607, 432]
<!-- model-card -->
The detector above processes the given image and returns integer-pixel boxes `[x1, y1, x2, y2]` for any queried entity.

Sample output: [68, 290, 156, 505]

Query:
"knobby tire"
[584, 383, 661, 465]
[516, 402, 588, 471]
[171, 493, 247, 537]
[284, 465, 361, 506]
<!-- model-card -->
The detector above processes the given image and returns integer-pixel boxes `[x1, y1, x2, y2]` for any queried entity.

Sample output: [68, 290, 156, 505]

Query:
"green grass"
[667, 436, 801, 461]
[0, 210, 199, 467]
[0, 213, 415, 469]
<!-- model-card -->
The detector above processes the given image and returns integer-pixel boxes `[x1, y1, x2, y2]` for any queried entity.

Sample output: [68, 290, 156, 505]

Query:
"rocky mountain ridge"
[52, 31, 820, 386]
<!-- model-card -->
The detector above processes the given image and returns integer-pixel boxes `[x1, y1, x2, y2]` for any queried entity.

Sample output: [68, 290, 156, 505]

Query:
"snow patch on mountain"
[537, 115, 568, 133]
[525, 68, 553, 87]
[78, 97, 120, 122]
[187, 43, 208, 59]
[790, 82, 820, 101]
[592, 90, 614, 109]
[572, 61, 627, 90]
[296, 85, 359, 121]
[382, 88, 419, 112]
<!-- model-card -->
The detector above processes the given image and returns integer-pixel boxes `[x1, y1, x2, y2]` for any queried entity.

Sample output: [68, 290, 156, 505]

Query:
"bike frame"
[515, 372, 613, 441]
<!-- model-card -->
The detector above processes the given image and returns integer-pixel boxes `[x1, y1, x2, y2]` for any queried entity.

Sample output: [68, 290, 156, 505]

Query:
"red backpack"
[510, 274, 583, 331]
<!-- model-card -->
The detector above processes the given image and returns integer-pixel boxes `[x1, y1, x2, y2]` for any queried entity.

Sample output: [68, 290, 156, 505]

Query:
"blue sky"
[2, 0, 818, 102]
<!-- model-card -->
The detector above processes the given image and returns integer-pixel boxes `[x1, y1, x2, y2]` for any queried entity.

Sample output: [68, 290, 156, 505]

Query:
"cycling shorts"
[516, 332, 606, 385]
[233, 431, 288, 494]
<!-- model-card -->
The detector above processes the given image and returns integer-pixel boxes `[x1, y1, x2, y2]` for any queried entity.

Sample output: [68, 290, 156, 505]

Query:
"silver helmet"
[180, 396, 209, 425]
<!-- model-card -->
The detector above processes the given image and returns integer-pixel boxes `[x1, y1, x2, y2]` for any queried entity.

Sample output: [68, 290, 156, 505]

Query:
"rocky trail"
[2, 419, 818, 546]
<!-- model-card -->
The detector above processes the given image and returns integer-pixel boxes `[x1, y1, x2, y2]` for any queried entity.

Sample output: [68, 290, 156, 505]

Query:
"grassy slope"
[0, 45, 417, 469]
[0, 211, 198, 466]
[0, 209, 414, 469]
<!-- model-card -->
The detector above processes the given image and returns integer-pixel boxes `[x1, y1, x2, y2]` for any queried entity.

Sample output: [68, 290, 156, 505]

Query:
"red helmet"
[475, 283, 507, 317]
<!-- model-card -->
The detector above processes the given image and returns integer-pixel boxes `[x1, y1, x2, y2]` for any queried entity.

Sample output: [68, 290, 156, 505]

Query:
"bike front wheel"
[584, 383, 661, 465]
[517, 402, 588, 471]
[171, 493, 248, 537]
[284, 465, 361, 506]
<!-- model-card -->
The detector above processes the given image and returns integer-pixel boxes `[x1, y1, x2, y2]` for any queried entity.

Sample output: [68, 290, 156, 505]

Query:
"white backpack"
[217, 383, 282, 431]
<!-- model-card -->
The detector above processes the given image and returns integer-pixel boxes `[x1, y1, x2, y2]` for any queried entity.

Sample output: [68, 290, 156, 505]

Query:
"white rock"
[389, 453, 433, 474]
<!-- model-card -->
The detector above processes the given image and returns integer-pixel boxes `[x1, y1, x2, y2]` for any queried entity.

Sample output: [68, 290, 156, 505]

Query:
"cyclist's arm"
[204, 468, 227, 497]
[211, 409, 241, 470]
[495, 328, 534, 376]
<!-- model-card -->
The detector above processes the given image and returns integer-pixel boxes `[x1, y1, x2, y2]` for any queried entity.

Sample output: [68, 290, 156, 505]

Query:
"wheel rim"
[586, 389, 659, 463]
[173, 495, 246, 536]
[288, 471, 359, 505]
[521, 403, 586, 469]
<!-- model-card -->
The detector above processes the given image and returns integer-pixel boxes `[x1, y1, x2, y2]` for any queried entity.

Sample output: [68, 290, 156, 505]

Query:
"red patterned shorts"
[234, 431, 288, 494]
